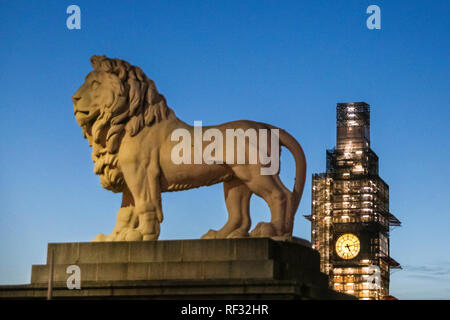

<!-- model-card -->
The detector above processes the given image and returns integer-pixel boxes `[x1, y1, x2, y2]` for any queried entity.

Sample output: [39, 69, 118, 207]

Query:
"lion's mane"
[87, 55, 174, 192]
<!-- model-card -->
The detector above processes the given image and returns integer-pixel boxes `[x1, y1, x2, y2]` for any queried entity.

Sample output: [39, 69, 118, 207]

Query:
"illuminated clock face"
[336, 233, 360, 259]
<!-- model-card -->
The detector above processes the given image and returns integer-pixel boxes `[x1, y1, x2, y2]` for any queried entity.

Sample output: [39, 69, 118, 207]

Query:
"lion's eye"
[91, 80, 100, 89]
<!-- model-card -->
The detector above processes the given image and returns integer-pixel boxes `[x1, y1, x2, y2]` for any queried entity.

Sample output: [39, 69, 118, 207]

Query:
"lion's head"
[73, 55, 174, 192]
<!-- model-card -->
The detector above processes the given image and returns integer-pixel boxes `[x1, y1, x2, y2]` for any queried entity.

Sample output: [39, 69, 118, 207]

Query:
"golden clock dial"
[336, 233, 360, 259]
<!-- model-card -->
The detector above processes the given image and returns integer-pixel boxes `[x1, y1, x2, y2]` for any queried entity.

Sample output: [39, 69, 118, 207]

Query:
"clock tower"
[306, 102, 401, 300]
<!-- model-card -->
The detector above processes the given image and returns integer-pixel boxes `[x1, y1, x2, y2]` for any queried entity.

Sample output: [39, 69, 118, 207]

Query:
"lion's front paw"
[227, 229, 249, 239]
[122, 227, 160, 241]
[201, 229, 218, 239]
[135, 212, 160, 241]
[249, 222, 277, 238]
[124, 229, 143, 241]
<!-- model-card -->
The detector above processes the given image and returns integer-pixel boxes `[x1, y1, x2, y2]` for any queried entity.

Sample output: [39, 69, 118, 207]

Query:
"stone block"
[1, 238, 354, 300]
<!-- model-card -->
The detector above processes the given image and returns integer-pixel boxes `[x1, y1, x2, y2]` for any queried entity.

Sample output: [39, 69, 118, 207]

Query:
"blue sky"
[0, 1, 449, 299]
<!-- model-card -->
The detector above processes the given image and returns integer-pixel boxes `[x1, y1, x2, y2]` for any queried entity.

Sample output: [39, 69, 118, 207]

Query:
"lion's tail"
[269, 125, 307, 233]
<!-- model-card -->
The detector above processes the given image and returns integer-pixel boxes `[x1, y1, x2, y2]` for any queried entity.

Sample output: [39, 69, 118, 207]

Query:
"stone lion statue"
[73, 56, 306, 241]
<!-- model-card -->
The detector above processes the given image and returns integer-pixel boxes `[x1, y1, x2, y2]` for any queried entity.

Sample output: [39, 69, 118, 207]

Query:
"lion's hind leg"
[201, 179, 252, 239]
[241, 174, 290, 239]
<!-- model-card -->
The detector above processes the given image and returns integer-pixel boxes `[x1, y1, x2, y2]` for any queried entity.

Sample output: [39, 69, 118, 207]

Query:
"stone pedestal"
[0, 238, 353, 299]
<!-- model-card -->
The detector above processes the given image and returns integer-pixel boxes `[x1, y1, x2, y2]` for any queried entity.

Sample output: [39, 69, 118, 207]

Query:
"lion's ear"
[90, 55, 103, 67]
[91, 55, 111, 71]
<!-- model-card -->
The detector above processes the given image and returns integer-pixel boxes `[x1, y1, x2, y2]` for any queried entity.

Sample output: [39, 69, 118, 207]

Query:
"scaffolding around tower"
[305, 102, 401, 300]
